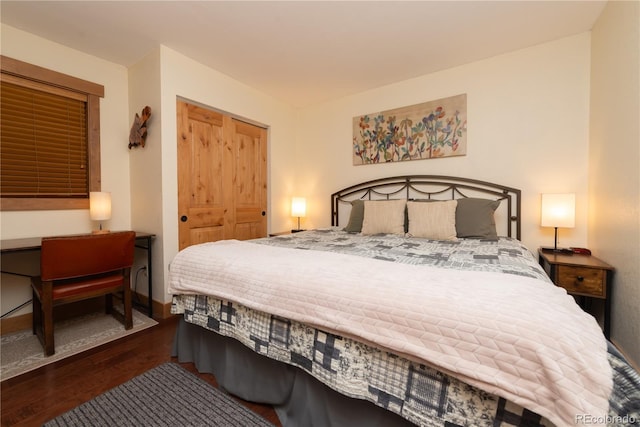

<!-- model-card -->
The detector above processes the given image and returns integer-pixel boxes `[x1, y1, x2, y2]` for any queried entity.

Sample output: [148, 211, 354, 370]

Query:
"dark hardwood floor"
[1, 315, 281, 427]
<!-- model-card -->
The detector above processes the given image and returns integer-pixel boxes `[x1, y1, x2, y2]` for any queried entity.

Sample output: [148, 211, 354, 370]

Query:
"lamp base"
[540, 246, 573, 254]
[92, 229, 110, 235]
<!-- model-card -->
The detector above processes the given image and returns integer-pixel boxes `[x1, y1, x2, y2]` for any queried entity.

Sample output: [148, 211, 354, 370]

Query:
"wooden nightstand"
[538, 249, 614, 339]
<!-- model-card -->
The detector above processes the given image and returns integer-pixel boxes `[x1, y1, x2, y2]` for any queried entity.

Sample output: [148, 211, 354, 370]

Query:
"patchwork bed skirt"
[172, 295, 555, 426]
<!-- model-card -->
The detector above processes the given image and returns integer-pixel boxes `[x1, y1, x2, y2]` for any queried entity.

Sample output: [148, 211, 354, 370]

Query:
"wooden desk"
[1, 232, 156, 318]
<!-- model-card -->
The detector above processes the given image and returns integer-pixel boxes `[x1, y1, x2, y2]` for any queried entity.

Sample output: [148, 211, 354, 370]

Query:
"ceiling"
[1, 1, 607, 108]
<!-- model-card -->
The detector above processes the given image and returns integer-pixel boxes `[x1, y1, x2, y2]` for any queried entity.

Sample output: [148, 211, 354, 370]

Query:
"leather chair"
[31, 231, 136, 356]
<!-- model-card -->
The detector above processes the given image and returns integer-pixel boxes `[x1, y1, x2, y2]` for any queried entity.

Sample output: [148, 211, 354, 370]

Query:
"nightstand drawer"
[556, 265, 605, 297]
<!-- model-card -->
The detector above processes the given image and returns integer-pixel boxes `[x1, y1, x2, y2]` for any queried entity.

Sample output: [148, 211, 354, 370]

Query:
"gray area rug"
[1, 308, 157, 381]
[44, 362, 275, 426]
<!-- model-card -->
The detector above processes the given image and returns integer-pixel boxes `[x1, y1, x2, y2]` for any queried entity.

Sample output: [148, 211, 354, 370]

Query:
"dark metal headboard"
[331, 175, 521, 240]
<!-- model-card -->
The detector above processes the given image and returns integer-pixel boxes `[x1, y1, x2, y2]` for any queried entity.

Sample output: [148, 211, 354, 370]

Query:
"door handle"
[180, 215, 188, 222]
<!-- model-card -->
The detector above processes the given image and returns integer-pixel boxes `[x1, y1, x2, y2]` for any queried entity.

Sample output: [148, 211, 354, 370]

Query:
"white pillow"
[407, 200, 458, 240]
[361, 200, 406, 235]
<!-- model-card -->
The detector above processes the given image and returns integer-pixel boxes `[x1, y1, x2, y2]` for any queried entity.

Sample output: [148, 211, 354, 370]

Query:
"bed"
[169, 175, 639, 427]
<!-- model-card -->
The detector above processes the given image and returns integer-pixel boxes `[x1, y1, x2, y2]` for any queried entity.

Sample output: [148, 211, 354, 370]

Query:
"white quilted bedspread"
[168, 240, 612, 427]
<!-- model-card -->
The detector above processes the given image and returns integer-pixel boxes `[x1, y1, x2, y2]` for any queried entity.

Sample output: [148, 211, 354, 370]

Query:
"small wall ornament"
[128, 106, 152, 149]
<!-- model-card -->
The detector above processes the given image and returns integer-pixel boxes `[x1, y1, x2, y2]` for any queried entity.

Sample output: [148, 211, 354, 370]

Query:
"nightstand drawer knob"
[576, 276, 584, 282]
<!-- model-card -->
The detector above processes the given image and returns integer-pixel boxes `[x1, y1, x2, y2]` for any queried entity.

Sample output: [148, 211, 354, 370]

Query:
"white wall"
[156, 46, 298, 303]
[128, 48, 163, 304]
[294, 33, 592, 253]
[589, 0, 640, 367]
[0, 25, 132, 318]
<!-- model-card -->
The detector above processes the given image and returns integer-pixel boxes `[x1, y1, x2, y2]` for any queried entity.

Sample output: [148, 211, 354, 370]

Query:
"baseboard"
[161, 301, 174, 319]
[132, 292, 174, 321]
[1, 295, 173, 336]
[610, 338, 640, 373]
[0, 312, 31, 336]
[1, 298, 104, 335]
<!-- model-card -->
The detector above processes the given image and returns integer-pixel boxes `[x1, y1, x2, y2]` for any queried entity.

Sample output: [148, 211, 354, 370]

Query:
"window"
[0, 56, 104, 211]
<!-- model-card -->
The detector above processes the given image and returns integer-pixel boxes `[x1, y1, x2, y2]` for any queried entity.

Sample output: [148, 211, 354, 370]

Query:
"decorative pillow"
[455, 198, 500, 239]
[361, 200, 406, 235]
[405, 199, 438, 232]
[343, 200, 365, 232]
[407, 200, 458, 240]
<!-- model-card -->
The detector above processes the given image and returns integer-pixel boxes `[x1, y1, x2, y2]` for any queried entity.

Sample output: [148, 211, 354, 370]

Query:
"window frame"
[0, 56, 104, 211]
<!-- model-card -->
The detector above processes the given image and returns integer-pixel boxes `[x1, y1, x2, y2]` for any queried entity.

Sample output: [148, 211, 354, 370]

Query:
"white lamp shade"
[291, 197, 306, 217]
[90, 191, 112, 221]
[541, 193, 575, 228]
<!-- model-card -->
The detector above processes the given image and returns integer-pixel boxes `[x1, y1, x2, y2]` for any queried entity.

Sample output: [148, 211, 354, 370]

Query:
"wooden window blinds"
[0, 56, 104, 211]
[1, 80, 88, 197]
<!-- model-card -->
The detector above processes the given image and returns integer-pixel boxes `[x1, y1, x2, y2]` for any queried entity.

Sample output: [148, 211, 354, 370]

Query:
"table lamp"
[540, 193, 575, 252]
[90, 191, 111, 233]
[291, 197, 306, 233]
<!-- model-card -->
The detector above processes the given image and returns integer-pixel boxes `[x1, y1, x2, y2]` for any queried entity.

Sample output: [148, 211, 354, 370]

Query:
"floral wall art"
[353, 94, 467, 165]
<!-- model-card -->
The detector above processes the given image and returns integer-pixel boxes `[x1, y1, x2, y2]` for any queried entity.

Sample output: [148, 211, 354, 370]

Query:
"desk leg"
[135, 236, 153, 319]
[146, 236, 153, 318]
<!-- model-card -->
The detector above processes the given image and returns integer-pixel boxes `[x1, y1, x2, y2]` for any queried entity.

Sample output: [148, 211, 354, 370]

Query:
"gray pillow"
[455, 198, 500, 239]
[343, 199, 365, 232]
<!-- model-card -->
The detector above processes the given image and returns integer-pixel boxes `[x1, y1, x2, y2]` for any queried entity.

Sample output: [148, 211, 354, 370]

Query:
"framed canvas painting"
[353, 94, 467, 165]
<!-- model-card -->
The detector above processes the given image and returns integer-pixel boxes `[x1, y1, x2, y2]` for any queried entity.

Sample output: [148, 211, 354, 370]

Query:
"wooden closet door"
[177, 101, 230, 250]
[177, 100, 267, 250]
[232, 119, 267, 240]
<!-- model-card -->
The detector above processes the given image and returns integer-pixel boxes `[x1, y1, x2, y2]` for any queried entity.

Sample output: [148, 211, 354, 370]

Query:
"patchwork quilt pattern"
[252, 229, 550, 282]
